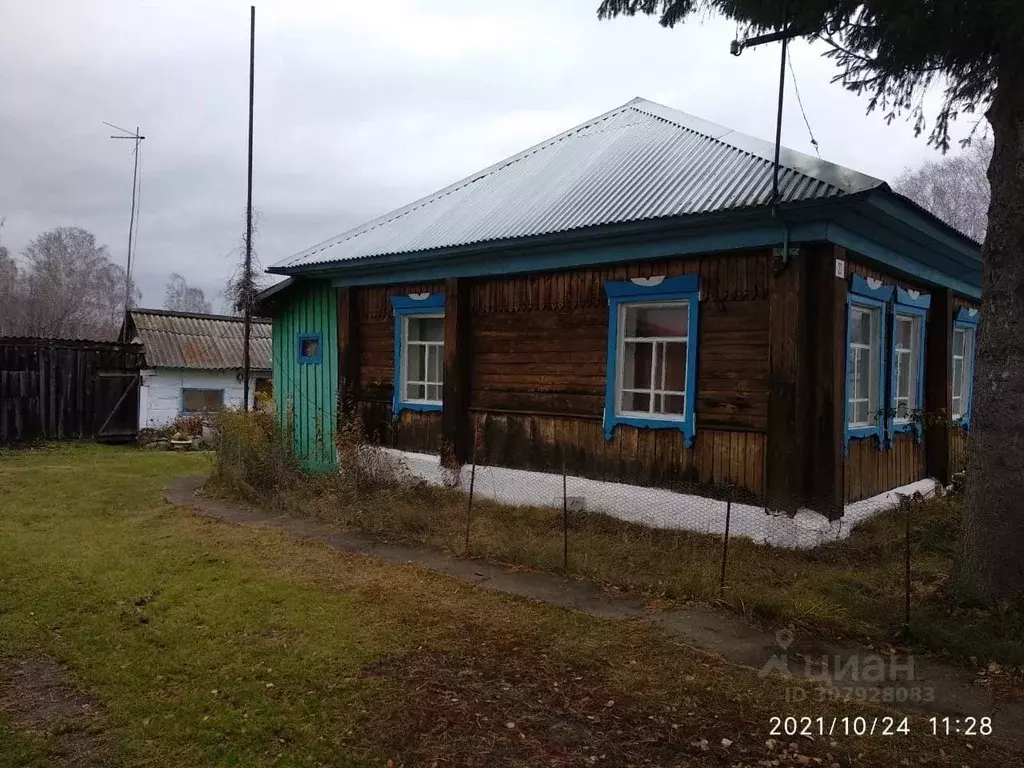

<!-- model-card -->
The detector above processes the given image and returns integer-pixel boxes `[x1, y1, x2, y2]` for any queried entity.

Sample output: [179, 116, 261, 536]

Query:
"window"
[952, 323, 976, 423]
[618, 303, 688, 418]
[847, 304, 882, 428]
[892, 315, 918, 421]
[890, 287, 929, 440]
[844, 274, 892, 448]
[952, 307, 980, 427]
[952, 327, 969, 419]
[603, 275, 700, 445]
[296, 332, 322, 364]
[391, 292, 446, 414]
[181, 388, 224, 414]
[403, 314, 444, 403]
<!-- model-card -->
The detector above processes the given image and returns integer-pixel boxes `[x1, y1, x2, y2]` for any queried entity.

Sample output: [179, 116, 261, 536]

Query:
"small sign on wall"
[835, 258, 846, 279]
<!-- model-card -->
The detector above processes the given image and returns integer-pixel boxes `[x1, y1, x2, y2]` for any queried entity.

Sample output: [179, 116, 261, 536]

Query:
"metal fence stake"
[720, 495, 732, 596]
[464, 429, 477, 555]
[562, 455, 569, 571]
[904, 498, 912, 630]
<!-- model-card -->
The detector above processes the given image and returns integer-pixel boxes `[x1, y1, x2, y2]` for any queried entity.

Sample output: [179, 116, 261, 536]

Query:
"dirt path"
[0, 656, 110, 766]
[167, 475, 1024, 751]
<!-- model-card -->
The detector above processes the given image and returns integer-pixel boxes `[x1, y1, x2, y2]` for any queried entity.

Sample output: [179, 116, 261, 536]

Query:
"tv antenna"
[106, 121, 145, 341]
[730, 25, 801, 208]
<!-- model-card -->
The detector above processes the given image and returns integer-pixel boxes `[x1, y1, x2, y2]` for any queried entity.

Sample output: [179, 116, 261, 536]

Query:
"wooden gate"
[0, 337, 144, 444]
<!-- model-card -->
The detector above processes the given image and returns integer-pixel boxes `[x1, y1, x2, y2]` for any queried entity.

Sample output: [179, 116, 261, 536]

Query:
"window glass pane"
[899, 318, 912, 349]
[854, 400, 869, 425]
[854, 347, 870, 399]
[621, 391, 651, 413]
[953, 328, 965, 357]
[426, 384, 442, 401]
[409, 316, 443, 342]
[622, 341, 653, 389]
[407, 382, 425, 400]
[663, 342, 687, 391]
[182, 389, 223, 413]
[427, 345, 442, 385]
[662, 394, 685, 415]
[408, 344, 425, 383]
[897, 353, 911, 399]
[424, 317, 444, 342]
[952, 359, 963, 398]
[952, 394, 963, 419]
[300, 337, 319, 358]
[850, 309, 868, 345]
[652, 342, 664, 391]
[624, 305, 687, 338]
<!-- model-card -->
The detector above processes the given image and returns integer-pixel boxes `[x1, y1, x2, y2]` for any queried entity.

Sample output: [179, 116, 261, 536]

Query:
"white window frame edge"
[614, 299, 689, 423]
[400, 312, 444, 407]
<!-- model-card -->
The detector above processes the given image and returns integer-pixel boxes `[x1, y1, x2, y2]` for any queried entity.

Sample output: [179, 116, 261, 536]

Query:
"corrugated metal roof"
[128, 309, 272, 371]
[273, 97, 885, 271]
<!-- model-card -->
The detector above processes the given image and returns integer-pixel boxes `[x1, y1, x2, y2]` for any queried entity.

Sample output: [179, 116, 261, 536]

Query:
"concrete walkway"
[166, 475, 1024, 751]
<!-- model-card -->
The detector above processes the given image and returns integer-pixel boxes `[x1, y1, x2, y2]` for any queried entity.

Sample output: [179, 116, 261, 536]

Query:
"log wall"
[349, 251, 772, 499]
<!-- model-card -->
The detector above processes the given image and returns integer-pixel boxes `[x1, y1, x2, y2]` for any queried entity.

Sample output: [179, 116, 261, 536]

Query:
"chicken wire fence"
[355, 424, 938, 625]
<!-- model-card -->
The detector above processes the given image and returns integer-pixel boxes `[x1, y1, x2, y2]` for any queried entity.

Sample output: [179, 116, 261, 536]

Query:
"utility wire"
[787, 49, 820, 157]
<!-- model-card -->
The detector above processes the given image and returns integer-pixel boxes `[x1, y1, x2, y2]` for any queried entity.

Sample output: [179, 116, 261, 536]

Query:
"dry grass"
[2, 443, 1019, 766]
[210, 412, 1024, 668]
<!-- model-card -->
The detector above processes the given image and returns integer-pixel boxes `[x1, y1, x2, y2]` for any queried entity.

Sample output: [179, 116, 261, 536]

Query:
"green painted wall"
[272, 281, 337, 469]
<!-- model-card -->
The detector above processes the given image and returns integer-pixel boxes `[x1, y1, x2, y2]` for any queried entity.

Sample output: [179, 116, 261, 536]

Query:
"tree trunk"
[951, 62, 1024, 605]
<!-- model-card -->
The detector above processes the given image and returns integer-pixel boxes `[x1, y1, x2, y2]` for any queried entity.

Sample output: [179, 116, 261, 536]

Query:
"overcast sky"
[1, 0, 971, 311]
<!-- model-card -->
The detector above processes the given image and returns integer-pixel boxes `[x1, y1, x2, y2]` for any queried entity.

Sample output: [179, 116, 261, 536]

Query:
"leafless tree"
[3, 226, 139, 340]
[0, 245, 20, 337]
[164, 272, 213, 314]
[894, 137, 992, 244]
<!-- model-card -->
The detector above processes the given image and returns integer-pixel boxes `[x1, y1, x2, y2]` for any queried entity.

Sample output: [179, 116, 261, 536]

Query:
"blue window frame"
[603, 274, 700, 446]
[952, 307, 980, 429]
[391, 292, 445, 415]
[296, 332, 323, 365]
[890, 287, 930, 443]
[180, 387, 224, 414]
[845, 274, 893, 450]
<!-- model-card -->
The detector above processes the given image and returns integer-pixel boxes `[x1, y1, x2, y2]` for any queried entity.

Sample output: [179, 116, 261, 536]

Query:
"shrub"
[211, 408, 299, 501]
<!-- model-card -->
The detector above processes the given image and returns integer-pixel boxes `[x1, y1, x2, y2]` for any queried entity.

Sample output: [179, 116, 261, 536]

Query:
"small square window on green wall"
[296, 332, 323, 364]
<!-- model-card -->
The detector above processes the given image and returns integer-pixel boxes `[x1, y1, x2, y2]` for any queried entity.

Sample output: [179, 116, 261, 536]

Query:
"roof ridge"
[131, 307, 271, 324]
[624, 98, 885, 195]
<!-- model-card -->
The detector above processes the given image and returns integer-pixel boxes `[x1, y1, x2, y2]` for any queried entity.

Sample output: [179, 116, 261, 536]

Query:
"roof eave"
[267, 198, 860, 280]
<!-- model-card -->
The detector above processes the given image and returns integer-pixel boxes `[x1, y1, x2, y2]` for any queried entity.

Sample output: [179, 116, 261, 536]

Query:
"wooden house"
[257, 98, 981, 519]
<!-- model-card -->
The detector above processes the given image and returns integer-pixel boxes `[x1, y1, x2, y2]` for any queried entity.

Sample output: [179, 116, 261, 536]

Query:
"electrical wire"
[787, 49, 820, 157]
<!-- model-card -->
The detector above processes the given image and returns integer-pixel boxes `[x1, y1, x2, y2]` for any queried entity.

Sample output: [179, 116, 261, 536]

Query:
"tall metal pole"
[108, 123, 145, 342]
[243, 5, 255, 411]
[771, 34, 788, 208]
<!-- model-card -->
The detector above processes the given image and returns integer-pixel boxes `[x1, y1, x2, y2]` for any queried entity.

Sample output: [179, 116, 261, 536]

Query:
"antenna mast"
[107, 121, 145, 341]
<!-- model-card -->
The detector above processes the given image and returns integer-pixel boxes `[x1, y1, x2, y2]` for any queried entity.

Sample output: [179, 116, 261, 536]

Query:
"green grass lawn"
[0, 444, 1016, 767]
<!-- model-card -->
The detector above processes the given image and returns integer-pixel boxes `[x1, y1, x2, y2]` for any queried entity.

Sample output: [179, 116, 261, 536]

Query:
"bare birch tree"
[895, 138, 992, 243]
[164, 272, 213, 314]
[4, 226, 138, 340]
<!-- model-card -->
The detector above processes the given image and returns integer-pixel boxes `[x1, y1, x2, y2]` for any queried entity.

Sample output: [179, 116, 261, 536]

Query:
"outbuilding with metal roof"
[122, 308, 272, 428]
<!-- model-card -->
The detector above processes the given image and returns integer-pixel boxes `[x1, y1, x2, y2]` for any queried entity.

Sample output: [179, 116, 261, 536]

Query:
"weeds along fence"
[212, 409, 953, 640]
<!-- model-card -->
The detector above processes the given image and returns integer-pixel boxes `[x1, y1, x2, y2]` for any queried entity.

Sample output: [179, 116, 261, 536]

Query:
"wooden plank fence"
[0, 337, 144, 444]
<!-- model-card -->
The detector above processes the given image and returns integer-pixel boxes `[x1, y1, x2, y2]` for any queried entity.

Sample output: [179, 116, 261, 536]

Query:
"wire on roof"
[787, 48, 820, 158]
